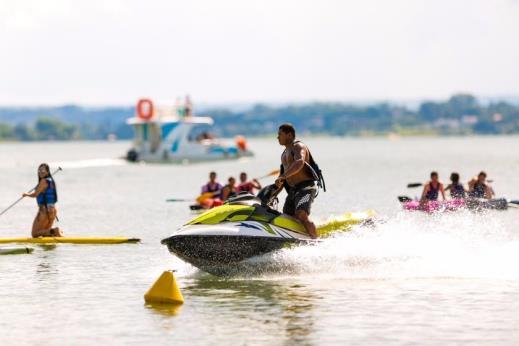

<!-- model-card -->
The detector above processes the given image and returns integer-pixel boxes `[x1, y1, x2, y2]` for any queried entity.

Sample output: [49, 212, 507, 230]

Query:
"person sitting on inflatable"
[445, 172, 466, 199]
[468, 171, 495, 199]
[420, 171, 446, 202]
[199, 171, 223, 208]
[236, 172, 262, 194]
[221, 177, 238, 201]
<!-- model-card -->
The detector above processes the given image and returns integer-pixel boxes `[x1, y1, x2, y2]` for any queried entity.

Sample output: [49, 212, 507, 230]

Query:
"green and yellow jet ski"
[161, 187, 374, 274]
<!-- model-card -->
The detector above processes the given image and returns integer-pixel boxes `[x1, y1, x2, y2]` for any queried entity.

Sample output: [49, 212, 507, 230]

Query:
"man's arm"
[467, 178, 476, 191]
[221, 187, 230, 201]
[420, 183, 429, 201]
[277, 143, 307, 181]
[440, 183, 446, 200]
[486, 186, 495, 199]
[251, 179, 261, 189]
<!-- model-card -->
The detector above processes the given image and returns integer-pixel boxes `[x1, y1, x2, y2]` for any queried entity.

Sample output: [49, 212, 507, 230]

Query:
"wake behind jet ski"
[161, 186, 374, 275]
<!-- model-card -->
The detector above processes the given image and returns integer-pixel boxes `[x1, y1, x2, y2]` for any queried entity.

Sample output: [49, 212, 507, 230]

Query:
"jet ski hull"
[163, 234, 301, 268]
[161, 219, 312, 274]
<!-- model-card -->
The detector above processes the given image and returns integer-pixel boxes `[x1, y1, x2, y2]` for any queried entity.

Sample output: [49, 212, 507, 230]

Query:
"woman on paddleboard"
[22, 163, 63, 237]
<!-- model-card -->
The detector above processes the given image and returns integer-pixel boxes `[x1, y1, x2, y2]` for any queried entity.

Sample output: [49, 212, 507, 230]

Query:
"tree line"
[0, 94, 518, 141]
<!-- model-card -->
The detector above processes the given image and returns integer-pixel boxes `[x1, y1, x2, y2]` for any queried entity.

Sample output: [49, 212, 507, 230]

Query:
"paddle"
[0, 167, 63, 217]
[407, 183, 422, 188]
[256, 169, 280, 180]
[408, 180, 494, 188]
[166, 169, 281, 203]
[397, 196, 413, 203]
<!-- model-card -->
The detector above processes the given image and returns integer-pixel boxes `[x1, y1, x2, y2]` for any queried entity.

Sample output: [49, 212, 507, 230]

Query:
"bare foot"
[50, 227, 63, 237]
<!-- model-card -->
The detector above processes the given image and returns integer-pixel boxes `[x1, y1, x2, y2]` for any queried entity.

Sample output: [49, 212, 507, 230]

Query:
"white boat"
[126, 98, 253, 163]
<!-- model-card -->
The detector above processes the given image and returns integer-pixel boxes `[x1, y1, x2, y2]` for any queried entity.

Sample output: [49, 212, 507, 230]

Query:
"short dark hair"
[478, 171, 487, 178]
[279, 123, 296, 137]
[450, 172, 460, 183]
[209, 171, 216, 177]
[430, 171, 438, 178]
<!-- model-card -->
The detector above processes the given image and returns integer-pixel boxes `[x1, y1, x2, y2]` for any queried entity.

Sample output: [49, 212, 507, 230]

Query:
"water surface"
[1, 137, 519, 345]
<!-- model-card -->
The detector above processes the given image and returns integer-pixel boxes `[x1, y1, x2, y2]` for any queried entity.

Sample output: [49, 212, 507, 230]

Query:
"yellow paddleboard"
[0, 237, 140, 244]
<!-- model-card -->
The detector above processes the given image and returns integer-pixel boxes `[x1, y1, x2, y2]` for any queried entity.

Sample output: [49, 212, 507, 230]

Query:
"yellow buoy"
[144, 270, 184, 304]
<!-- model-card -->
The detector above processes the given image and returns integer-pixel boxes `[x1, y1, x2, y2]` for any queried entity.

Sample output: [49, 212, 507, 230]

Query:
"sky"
[1, 0, 519, 106]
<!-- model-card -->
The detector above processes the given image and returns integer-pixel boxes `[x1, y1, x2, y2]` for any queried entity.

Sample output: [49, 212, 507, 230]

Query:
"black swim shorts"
[283, 181, 317, 216]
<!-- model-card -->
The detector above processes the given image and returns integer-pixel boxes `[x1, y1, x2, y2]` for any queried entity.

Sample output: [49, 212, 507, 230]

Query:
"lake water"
[1, 137, 519, 345]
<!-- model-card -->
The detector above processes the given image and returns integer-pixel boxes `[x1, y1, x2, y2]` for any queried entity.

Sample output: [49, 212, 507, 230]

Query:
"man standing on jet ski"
[274, 123, 325, 239]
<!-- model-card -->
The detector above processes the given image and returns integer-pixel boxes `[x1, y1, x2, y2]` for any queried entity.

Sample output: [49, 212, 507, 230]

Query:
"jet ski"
[162, 185, 375, 275]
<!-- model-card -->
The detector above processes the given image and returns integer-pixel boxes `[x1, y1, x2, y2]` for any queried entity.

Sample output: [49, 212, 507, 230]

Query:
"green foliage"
[1, 94, 519, 141]
[0, 123, 14, 140]
[34, 116, 77, 140]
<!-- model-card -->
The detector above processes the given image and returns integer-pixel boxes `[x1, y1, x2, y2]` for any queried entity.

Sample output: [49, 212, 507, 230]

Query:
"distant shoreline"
[1, 93, 518, 141]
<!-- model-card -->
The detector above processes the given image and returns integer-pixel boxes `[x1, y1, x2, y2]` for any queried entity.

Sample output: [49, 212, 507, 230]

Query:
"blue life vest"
[425, 182, 439, 201]
[36, 177, 58, 206]
[450, 184, 465, 199]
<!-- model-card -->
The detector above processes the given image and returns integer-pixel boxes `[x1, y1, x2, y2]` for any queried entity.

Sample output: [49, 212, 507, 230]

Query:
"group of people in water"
[421, 171, 495, 202]
[201, 171, 263, 204]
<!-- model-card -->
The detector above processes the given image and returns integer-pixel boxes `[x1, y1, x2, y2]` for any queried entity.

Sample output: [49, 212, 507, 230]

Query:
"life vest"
[237, 182, 254, 193]
[36, 177, 58, 206]
[425, 182, 439, 201]
[202, 182, 222, 193]
[202, 182, 222, 199]
[450, 184, 465, 199]
[279, 140, 326, 192]
[469, 182, 486, 198]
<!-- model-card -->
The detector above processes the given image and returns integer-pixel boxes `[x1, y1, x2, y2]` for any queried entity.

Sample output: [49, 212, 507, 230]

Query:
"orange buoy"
[236, 135, 247, 151]
[136, 98, 154, 121]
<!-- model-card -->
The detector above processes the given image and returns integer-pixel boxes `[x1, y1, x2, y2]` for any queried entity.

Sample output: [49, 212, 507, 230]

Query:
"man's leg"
[295, 209, 317, 239]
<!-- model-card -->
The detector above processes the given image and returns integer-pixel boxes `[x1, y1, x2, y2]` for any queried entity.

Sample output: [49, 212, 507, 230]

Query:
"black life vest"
[279, 140, 326, 192]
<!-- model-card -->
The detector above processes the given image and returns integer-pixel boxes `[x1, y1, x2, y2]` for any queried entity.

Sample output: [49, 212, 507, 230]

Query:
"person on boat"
[22, 163, 63, 238]
[184, 95, 193, 117]
[274, 123, 321, 239]
[420, 171, 446, 202]
[221, 177, 238, 201]
[237, 172, 262, 194]
[445, 172, 466, 199]
[468, 171, 495, 199]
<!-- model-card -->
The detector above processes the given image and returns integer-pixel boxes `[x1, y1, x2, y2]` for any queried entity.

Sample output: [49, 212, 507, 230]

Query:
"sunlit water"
[1, 137, 519, 345]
